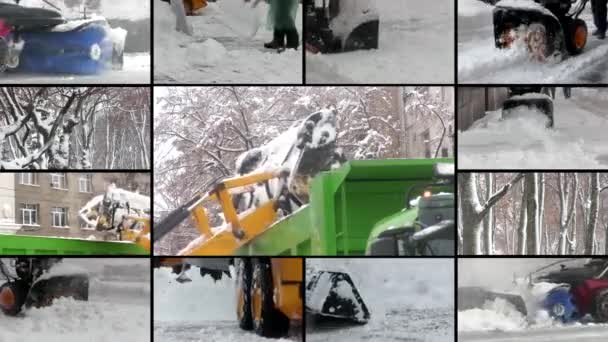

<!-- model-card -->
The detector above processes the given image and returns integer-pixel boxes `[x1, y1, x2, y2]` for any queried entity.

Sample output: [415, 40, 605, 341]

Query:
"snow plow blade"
[306, 271, 370, 324]
[493, 3, 565, 59]
[25, 274, 89, 309]
[502, 94, 554, 128]
[458, 287, 527, 316]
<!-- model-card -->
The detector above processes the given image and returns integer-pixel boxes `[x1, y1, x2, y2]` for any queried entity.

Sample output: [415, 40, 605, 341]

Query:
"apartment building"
[14, 173, 107, 239]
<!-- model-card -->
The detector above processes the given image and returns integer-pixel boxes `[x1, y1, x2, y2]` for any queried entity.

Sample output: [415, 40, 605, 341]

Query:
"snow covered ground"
[154, 266, 301, 342]
[306, 259, 454, 342]
[0, 258, 150, 342]
[0, 53, 150, 84]
[458, 88, 608, 169]
[154, 0, 302, 84]
[458, 258, 608, 342]
[458, 0, 608, 83]
[306, 0, 454, 84]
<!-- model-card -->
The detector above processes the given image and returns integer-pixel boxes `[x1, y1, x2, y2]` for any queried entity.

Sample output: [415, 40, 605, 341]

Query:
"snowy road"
[155, 321, 301, 342]
[307, 0, 454, 84]
[307, 307, 453, 342]
[459, 325, 608, 342]
[458, 0, 608, 83]
[154, 0, 302, 84]
[0, 259, 150, 342]
[458, 88, 608, 169]
[0, 53, 150, 84]
[306, 259, 454, 342]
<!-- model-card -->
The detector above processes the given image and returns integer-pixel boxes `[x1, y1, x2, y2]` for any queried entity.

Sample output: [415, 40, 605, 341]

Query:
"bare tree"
[584, 173, 599, 254]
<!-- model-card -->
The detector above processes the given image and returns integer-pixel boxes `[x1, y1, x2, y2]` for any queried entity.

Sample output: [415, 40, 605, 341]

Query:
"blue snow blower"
[0, 0, 125, 75]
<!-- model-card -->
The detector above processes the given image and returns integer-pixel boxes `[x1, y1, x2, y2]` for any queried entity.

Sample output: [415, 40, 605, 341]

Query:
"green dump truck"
[0, 234, 148, 255]
[234, 158, 454, 256]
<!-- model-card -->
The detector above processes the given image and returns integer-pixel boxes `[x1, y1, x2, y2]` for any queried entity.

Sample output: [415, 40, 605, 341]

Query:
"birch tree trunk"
[525, 173, 539, 255]
[558, 173, 577, 254]
[584, 173, 599, 254]
[517, 182, 527, 255]
[483, 173, 494, 254]
[538, 173, 545, 252]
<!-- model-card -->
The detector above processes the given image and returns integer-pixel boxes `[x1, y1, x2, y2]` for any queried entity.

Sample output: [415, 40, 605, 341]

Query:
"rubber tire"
[565, 18, 587, 55]
[593, 288, 608, 323]
[236, 259, 253, 331]
[0, 281, 28, 316]
[0, 37, 8, 74]
[251, 258, 290, 338]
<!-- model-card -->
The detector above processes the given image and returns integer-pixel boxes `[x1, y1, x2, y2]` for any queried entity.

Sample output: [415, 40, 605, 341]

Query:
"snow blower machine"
[0, 258, 89, 316]
[153, 109, 345, 255]
[458, 258, 608, 323]
[493, 0, 590, 60]
[305, 0, 379, 53]
[502, 86, 554, 128]
[0, 0, 126, 75]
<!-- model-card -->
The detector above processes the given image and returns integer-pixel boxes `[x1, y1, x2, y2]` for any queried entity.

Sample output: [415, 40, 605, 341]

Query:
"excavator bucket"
[25, 274, 89, 309]
[458, 287, 527, 316]
[306, 271, 370, 324]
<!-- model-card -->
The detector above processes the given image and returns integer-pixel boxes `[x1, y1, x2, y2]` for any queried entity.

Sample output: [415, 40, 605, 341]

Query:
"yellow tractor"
[161, 0, 208, 15]
[154, 257, 303, 338]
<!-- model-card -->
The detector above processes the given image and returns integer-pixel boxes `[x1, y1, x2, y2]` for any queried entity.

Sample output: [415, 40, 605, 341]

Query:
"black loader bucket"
[306, 271, 370, 324]
[25, 274, 89, 309]
[458, 287, 527, 316]
[502, 95, 554, 128]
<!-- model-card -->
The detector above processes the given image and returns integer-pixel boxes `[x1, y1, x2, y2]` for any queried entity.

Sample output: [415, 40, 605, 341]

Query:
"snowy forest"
[458, 172, 608, 255]
[154, 86, 454, 253]
[0, 87, 150, 169]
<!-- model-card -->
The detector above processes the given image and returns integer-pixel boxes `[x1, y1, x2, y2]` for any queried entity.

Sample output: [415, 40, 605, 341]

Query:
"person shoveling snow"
[247, 0, 300, 50]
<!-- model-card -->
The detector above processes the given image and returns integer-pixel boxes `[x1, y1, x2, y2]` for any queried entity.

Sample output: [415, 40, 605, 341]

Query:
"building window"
[20, 204, 39, 225]
[51, 207, 68, 227]
[50, 173, 67, 189]
[79, 174, 93, 193]
[19, 173, 38, 186]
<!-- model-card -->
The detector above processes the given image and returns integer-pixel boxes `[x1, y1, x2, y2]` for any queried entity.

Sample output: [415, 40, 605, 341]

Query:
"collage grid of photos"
[0, 0, 606, 342]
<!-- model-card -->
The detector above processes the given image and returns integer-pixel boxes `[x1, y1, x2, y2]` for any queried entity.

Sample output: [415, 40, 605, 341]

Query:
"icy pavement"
[459, 325, 608, 342]
[458, 0, 608, 83]
[153, 0, 302, 84]
[306, 0, 454, 84]
[0, 53, 150, 84]
[155, 321, 300, 342]
[0, 259, 150, 342]
[458, 89, 608, 169]
[307, 307, 453, 342]
[306, 259, 454, 342]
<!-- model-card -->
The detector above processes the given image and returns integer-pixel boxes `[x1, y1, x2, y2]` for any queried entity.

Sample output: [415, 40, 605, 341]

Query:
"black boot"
[264, 29, 285, 49]
[285, 29, 300, 49]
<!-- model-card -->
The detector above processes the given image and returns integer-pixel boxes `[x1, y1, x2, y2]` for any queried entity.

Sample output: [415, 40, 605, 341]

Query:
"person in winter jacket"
[592, 0, 607, 39]
[247, 0, 299, 49]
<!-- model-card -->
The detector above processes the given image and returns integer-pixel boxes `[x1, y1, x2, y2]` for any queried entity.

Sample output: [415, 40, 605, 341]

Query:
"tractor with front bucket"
[0, 258, 89, 316]
[305, 0, 380, 53]
[365, 163, 454, 256]
[493, 0, 590, 61]
[458, 258, 608, 323]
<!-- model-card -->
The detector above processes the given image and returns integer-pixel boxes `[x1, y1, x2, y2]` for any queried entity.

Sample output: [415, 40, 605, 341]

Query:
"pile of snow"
[0, 259, 150, 342]
[459, 298, 528, 332]
[154, 0, 302, 83]
[458, 92, 608, 169]
[154, 266, 236, 322]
